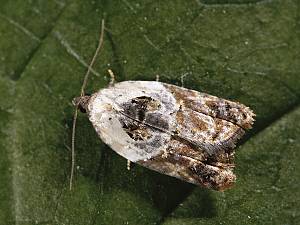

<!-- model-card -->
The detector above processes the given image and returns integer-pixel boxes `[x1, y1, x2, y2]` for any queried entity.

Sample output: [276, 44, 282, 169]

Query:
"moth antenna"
[70, 108, 78, 191]
[70, 19, 105, 191]
[80, 19, 105, 96]
[180, 72, 189, 87]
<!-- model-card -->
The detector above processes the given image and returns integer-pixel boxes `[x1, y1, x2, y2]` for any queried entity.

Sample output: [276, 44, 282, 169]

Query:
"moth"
[70, 20, 255, 191]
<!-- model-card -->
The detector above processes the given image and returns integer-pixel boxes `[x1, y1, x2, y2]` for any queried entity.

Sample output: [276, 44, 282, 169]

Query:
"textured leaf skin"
[0, 0, 299, 225]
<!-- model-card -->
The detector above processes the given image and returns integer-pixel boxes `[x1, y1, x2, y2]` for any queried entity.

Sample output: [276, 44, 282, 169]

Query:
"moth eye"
[78, 105, 87, 113]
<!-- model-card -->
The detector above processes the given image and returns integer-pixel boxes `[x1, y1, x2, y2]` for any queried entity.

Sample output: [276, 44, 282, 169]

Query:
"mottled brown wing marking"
[166, 138, 207, 161]
[188, 161, 235, 191]
[188, 110, 208, 132]
[174, 108, 245, 155]
[212, 118, 245, 150]
[138, 137, 235, 190]
[164, 83, 255, 129]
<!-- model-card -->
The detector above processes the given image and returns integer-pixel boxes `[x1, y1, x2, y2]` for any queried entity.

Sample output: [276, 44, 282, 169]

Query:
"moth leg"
[107, 69, 116, 87]
[127, 160, 131, 170]
[180, 73, 189, 87]
[156, 74, 160, 82]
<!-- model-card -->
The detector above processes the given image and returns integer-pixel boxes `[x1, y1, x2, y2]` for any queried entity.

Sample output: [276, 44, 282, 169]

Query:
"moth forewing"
[76, 81, 255, 191]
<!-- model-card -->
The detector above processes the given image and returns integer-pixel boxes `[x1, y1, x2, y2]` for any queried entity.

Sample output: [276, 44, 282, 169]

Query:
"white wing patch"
[87, 81, 178, 162]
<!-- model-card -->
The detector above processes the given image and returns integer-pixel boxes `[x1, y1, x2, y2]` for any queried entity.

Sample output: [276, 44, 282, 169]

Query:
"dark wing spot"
[145, 113, 169, 130]
[118, 96, 167, 142]
[122, 96, 161, 121]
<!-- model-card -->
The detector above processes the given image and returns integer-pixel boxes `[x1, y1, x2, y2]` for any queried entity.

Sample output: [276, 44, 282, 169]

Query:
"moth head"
[72, 95, 91, 113]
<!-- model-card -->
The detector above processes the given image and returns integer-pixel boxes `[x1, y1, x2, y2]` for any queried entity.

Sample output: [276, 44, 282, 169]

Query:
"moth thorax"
[72, 95, 91, 113]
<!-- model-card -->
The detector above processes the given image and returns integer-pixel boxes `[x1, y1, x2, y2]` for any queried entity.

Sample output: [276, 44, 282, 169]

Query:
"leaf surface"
[0, 0, 299, 224]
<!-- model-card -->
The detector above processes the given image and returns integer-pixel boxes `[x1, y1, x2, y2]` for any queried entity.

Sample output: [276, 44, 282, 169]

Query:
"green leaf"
[0, 0, 299, 224]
